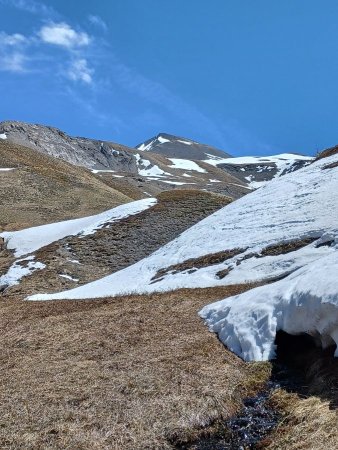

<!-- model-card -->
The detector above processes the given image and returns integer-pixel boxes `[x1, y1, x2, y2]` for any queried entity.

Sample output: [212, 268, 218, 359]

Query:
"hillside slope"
[0, 121, 250, 199]
[0, 191, 231, 298]
[0, 140, 131, 230]
[27, 151, 338, 362]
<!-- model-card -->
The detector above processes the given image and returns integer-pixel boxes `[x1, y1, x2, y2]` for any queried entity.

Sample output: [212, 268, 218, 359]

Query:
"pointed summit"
[136, 133, 231, 160]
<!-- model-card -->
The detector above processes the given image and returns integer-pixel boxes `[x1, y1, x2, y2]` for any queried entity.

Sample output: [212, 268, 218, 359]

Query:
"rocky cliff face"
[0, 121, 138, 172]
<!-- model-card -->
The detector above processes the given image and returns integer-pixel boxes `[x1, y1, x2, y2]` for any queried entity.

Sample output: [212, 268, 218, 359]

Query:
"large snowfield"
[21, 153, 338, 361]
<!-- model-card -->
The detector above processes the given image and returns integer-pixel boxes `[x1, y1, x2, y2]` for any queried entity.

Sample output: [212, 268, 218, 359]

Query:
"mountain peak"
[136, 133, 231, 160]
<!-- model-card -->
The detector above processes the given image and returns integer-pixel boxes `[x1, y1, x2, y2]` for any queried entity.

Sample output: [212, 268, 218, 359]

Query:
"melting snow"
[177, 139, 192, 145]
[135, 153, 170, 177]
[0, 133, 7, 140]
[157, 136, 170, 144]
[137, 139, 156, 151]
[0, 256, 46, 289]
[0, 168, 15, 171]
[59, 274, 79, 282]
[162, 181, 195, 186]
[1, 198, 157, 257]
[204, 153, 312, 167]
[168, 158, 207, 173]
[28, 153, 338, 365]
[200, 250, 338, 361]
[91, 169, 116, 174]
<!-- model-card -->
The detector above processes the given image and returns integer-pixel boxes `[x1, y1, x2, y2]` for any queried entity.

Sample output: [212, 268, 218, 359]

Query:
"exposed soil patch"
[152, 248, 244, 282]
[315, 145, 338, 161]
[322, 161, 338, 170]
[259, 237, 318, 257]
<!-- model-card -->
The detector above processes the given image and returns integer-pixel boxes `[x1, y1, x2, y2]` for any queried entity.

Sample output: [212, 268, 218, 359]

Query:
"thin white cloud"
[88, 14, 107, 32]
[1, 32, 27, 46]
[0, 52, 26, 72]
[0, 31, 30, 72]
[39, 23, 90, 49]
[0, 0, 56, 16]
[67, 58, 93, 84]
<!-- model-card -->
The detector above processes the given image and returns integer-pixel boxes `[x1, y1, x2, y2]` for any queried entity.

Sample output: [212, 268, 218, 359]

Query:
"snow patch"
[92, 169, 115, 174]
[59, 274, 79, 282]
[204, 153, 312, 167]
[157, 136, 170, 144]
[0, 133, 7, 140]
[177, 139, 192, 145]
[162, 181, 195, 186]
[135, 153, 169, 178]
[200, 250, 338, 361]
[0, 256, 46, 289]
[168, 158, 207, 173]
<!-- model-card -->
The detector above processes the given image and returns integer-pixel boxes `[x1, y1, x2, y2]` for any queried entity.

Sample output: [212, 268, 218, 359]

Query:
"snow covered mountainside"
[204, 153, 313, 188]
[27, 151, 337, 361]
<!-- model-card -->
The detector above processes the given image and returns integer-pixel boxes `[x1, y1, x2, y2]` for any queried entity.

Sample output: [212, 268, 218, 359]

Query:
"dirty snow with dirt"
[0, 256, 46, 289]
[1, 198, 156, 258]
[27, 154, 338, 364]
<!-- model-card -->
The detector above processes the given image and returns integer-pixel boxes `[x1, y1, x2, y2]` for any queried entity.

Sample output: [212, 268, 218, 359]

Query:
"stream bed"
[177, 359, 308, 450]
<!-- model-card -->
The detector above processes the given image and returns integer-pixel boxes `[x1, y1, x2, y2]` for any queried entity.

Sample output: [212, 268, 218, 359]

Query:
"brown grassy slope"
[0, 141, 131, 231]
[0, 285, 269, 450]
[6, 190, 231, 298]
[315, 144, 338, 161]
[268, 391, 338, 450]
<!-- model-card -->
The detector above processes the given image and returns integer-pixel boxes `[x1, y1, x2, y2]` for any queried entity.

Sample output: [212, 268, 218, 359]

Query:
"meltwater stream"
[177, 333, 313, 450]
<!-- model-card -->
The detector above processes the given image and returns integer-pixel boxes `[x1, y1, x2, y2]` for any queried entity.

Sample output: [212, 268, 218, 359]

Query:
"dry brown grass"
[0, 141, 131, 230]
[315, 145, 338, 161]
[267, 390, 338, 450]
[0, 285, 269, 450]
[260, 237, 317, 257]
[151, 248, 241, 282]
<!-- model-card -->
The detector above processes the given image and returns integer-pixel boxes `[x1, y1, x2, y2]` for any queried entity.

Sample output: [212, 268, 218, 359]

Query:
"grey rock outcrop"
[0, 121, 138, 172]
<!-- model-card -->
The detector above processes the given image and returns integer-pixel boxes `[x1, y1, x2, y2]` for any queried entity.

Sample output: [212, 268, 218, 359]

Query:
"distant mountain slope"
[136, 133, 231, 160]
[0, 120, 312, 198]
[203, 153, 313, 188]
[0, 140, 131, 231]
[0, 121, 249, 199]
[0, 120, 137, 171]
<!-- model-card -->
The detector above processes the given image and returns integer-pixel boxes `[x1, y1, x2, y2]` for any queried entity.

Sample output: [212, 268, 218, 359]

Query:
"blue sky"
[1, 0, 338, 155]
